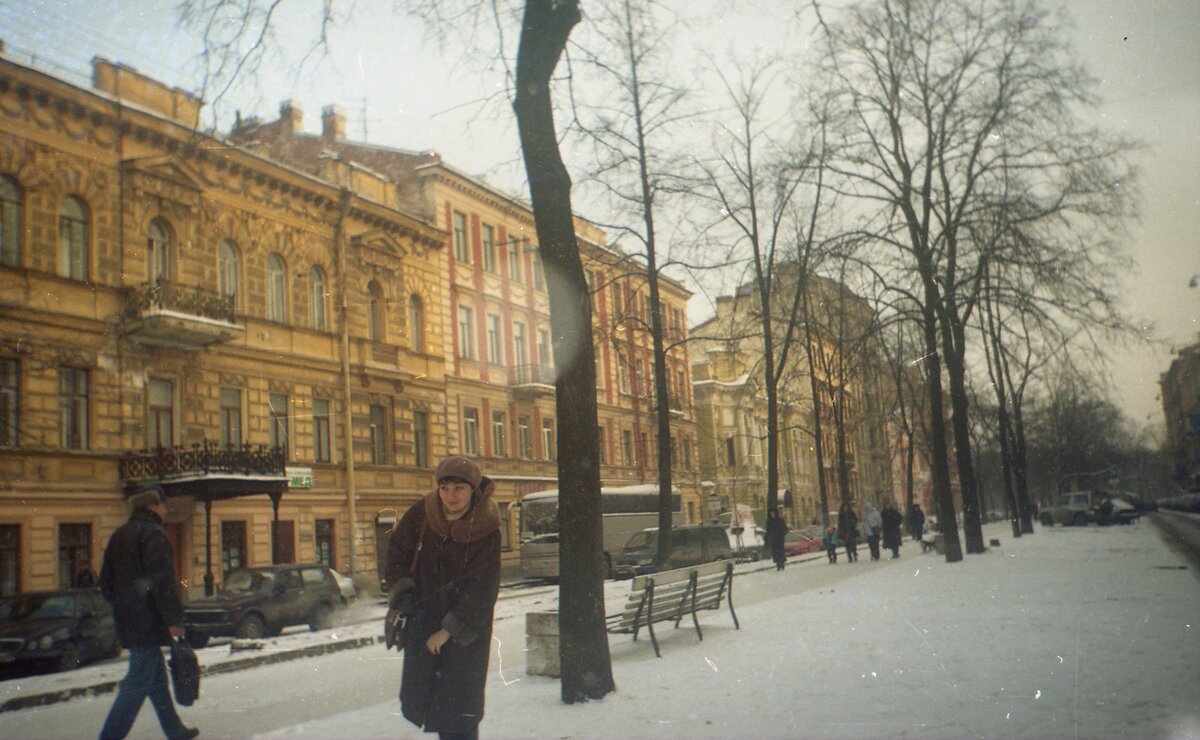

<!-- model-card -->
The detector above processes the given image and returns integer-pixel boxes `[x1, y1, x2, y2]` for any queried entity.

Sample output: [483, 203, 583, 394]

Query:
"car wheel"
[56, 642, 81, 672]
[749, 551, 760, 562]
[308, 603, 333, 632]
[1039, 514, 1053, 527]
[185, 631, 210, 649]
[1072, 512, 1089, 527]
[235, 614, 266, 640]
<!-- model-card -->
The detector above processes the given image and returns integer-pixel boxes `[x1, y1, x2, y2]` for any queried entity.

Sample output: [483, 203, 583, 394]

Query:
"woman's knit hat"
[435, 455, 482, 491]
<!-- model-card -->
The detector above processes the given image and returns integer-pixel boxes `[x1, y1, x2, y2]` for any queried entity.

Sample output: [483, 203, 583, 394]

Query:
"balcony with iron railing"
[510, 364, 556, 396]
[120, 281, 244, 349]
[119, 440, 286, 485]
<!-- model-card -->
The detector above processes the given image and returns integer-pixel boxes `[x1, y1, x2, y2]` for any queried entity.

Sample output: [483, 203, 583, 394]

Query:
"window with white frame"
[58, 367, 88, 450]
[147, 219, 171, 285]
[408, 295, 424, 352]
[453, 211, 469, 262]
[309, 266, 328, 331]
[541, 417, 555, 460]
[0, 176, 20, 267]
[313, 397, 331, 463]
[481, 224, 496, 273]
[58, 197, 88, 281]
[491, 410, 506, 457]
[369, 404, 389, 464]
[532, 250, 545, 290]
[517, 415, 532, 458]
[220, 387, 243, 449]
[487, 314, 503, 365]
[512, 322, 527, 368]
[413, 410, 428, 468]
[537, 329, 551, 368]
[368, 281, 386, 341]
[0, 359, 17, 448]
[266, 253, 287, 322]
[458, 306, 474, 359]
[269, 393, 289, 457]
[462, 407, 480, 455]
[218, 240, 241, 311]
[148, 378, 174, 449]
[508, 237, 523, 283]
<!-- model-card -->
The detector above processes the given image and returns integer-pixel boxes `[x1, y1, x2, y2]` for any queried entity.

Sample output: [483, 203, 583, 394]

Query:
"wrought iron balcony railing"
[122, 281, 237, 324]
[119, 441, 286, 482]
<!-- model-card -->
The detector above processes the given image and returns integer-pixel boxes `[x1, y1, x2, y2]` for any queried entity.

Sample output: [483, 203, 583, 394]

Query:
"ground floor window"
[58, 523, 91, 590]
[221, 520, 246, 576]
[0, 524, 18, 596]
[315, 519, 334, 567]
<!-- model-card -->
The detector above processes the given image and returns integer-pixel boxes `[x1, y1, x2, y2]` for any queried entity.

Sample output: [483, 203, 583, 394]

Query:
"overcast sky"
[2, 0, 1196, 429]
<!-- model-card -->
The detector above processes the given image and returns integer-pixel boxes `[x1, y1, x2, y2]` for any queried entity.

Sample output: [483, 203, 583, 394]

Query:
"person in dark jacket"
[837, 503, 859, 563]
[765, 507, 788, 570]
[99, 486, 198, 740]
[906, 503, 926, 542]
[881, 500, 905, 558]
[386, 456, 501, 740]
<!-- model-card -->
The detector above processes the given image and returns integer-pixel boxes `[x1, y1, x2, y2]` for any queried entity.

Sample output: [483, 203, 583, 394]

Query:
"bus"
[517, 484, 683, 579]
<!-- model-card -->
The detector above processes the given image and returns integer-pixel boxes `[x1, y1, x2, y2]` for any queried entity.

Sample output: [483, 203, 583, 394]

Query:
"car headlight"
[37, 635, 55, 650]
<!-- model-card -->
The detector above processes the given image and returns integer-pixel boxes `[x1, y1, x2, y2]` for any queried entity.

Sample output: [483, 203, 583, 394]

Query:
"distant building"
[1161, 337, 1200, 490]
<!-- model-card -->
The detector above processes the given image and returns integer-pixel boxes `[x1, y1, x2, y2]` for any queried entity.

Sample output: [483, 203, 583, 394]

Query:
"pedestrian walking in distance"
[766, 507, 789, 571]
[864, 504, 883, 561]
[99, 486, 198, 740]
[906, 503, 926, 542]
[385, 456, 501, 740]
[882, 500, 905, 558]
[837, 503, 860, 563]
[823, 525, 839, 564]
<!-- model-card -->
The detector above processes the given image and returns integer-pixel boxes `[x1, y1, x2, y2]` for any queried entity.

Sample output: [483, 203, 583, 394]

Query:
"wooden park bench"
[605, 560, 739, 657]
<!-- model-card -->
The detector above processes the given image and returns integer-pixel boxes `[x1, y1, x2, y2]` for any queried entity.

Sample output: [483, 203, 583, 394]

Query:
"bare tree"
[813, 0, 1138, 560]
[181, 0, 614, 704]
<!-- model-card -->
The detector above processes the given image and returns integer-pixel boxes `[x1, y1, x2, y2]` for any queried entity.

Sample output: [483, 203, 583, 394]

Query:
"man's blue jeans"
[99, 645, 186, 739]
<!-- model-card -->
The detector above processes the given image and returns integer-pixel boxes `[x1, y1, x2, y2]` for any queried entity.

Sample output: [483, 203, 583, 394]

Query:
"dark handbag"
[169, 637, 201, 706]
[385, 519, 426, 651]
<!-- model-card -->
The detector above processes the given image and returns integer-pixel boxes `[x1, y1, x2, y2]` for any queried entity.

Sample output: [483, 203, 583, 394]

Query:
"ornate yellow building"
[0, 51, 700, 598]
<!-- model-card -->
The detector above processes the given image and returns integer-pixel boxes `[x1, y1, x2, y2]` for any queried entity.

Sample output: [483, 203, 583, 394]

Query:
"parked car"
[612, 524, 731, 579]
[727, 525, 765, 561]
[1090, 496, 1141, 526]
[1039, 490, 1102, 527]
[0, 589, 119, 672]
[184, 564, 347, 648]
[783, 532, 822, 556]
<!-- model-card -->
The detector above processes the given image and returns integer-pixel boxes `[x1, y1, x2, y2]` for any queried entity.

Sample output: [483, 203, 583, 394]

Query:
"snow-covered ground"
[2, 518, 1198, 738]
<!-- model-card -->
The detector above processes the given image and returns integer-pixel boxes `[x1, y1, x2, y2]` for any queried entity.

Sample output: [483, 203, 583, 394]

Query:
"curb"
[0, 634, 386, 714]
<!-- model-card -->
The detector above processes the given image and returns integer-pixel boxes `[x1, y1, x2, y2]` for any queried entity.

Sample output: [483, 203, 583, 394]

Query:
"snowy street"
[2, 518, 1198, 738]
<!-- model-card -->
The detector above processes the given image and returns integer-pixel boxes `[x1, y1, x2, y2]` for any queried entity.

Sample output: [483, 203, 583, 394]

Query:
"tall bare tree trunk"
[512, 0, 614, 703]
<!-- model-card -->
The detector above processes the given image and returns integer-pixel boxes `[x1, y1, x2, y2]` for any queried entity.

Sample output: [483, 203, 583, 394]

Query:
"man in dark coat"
[881, 500, 905, 558]
[906, 503, 926, 542]
[99, 486, 198, 740]
[386, 456, 501, 739]
[837, 503, 859, 563]
[765, 507, 788, 570]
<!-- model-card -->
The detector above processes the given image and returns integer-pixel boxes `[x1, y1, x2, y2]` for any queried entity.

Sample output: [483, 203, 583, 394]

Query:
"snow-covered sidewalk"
[272, 519, 1200, 739]
[2, 519, 1197, 738]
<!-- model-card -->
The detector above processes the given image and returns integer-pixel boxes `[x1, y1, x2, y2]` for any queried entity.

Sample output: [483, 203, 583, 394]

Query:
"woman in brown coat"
[386, 456, 501, 740]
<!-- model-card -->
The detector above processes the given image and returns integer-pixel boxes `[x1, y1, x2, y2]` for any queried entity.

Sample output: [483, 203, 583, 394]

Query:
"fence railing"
[119, 440, 286, 482]
[121, 281, 237, 324]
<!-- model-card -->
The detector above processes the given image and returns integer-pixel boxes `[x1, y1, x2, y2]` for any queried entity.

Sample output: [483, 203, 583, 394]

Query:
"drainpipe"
[335, 189, 357, 576]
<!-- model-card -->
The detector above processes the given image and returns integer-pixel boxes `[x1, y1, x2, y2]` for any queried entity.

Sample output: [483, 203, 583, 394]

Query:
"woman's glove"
[384, 589, 417, 650]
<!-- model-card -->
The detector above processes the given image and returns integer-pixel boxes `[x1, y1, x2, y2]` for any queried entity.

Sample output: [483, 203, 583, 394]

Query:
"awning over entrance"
[120, 441, 289, 595]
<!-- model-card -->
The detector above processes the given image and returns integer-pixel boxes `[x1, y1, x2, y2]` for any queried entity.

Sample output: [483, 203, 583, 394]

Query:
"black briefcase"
[169, 638, 201, 706]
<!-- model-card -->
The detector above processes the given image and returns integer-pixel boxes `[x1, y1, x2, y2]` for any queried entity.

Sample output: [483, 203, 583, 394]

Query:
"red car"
[783, 532, 823, 556]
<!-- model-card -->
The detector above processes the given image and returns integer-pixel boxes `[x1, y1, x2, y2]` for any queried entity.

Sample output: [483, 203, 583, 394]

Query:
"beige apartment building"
[231, 101, 702, 528]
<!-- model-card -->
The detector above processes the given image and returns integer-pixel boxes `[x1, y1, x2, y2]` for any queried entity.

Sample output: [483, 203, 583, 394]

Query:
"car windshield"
[0, 593, 77, 620]
[623, 531, 655, 550]
[222, 570, 272, 594]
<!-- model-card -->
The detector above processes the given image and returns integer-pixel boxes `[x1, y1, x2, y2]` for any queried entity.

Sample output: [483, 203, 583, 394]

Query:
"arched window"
[408, 295, 425, 353]
[367, 281, 385, 342]
[57, 196, 88, 281]
[147, 219, 171, 285]
[309, 266, 329, 331]
[0, 176, 21, 267]
[266, 253, 287, 322]
[218, 240, 241, 312]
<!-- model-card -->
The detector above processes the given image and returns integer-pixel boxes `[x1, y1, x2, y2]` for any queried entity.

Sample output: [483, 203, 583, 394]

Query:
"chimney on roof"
[321, 105, 345, 142]
[279, 100, 302, 137]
